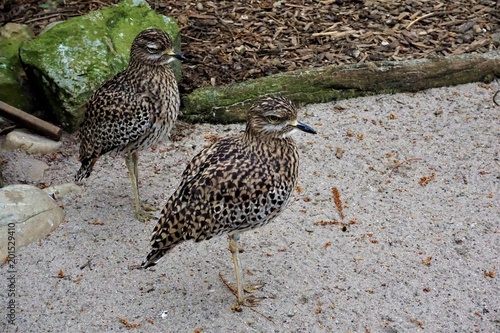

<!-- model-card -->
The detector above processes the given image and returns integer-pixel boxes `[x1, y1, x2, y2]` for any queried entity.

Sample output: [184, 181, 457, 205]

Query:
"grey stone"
[1, 129, 61, 154]
[19, 0, 181, 132]
[0, 23, 35, 112]
[43, 182, 82, 200]
[2, 154, 49, 183]
[0, 184, 65, 262]
[0, 150, 52, 186]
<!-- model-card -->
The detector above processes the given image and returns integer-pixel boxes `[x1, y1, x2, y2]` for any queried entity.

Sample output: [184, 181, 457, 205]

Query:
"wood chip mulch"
[1, 0, 499, 95]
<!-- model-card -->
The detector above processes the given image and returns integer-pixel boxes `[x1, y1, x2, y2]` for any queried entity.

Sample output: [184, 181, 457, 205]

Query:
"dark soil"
[2, 0, 499, 95]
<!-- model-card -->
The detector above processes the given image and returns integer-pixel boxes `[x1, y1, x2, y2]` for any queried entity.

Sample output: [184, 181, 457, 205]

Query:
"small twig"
[248, 306, 275, 323]
[219, 272, 238, 297]
[79, 258, 93, 270]
[493, 90, 500, 106]
[118, 317, 141, 328]
[24, 10, 77, 24]
[406, 12, 437, 30]
[216, 17, 234, 39]
[389, 158, 422, 176]
[332, 187, 344, 220]
[0, 124, 17, 136]
[460, 172, 468, 185]
[312, 30, 357, 38]
[182, 35, 206, 42]
[314, 219, 358, 227]
[128, 264, 144, 270]
[90, 0, 111, 7]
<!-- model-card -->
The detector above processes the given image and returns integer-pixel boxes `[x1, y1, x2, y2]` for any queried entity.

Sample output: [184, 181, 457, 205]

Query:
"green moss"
[182, 51, 500, 124]
[0, 24, 35, 111]
[20, 0, 181, 132]
[181, 66, 376, 124]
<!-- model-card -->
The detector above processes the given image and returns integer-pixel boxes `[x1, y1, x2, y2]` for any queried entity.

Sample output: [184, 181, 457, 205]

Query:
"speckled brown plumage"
[142, 95, 316, 307]
[75, 28, 185, 221]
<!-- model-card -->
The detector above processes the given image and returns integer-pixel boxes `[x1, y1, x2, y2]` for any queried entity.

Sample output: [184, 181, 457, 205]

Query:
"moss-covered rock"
[0, 23, 35, 112]
[19, 0, 181, 132]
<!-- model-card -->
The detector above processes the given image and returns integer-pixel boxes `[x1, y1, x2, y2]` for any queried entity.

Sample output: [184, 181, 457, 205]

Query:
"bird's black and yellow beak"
[166, 49, 187, 61]
[290, 119, 317, 134]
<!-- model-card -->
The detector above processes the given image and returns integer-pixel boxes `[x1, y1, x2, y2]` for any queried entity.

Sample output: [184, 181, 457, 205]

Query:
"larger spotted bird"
[142, 95, 317, 309]
[75, 28, 185, 222]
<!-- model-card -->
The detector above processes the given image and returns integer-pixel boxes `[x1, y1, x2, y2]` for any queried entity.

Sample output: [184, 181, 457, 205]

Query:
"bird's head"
[246, 94, 317, 139]
[130, 28, 187, 66]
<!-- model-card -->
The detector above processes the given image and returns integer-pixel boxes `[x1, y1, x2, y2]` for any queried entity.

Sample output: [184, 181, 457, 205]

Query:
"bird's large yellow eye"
[266, 115, 280, 123]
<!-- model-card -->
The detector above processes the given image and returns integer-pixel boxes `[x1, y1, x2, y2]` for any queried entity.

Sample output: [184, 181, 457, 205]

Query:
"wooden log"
[182, 50, 500, 124]
[0, 100, 63, 141]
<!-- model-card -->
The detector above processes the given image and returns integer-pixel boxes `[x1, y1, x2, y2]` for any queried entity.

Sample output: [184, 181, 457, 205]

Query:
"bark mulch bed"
[2, 0, 498, 96]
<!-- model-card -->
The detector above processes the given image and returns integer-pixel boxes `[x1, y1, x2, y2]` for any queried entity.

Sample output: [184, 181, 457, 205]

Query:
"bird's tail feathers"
[141, 248, 169, 269]
[75, 157, 97, 182]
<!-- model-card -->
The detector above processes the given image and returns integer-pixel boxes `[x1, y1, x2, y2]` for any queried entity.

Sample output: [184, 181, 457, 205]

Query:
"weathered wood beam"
[0, 100, 63, 141]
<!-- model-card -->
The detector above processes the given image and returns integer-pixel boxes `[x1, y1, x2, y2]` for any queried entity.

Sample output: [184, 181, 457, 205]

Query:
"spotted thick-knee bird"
[142, 94, 317, 309]
[75, 28, 186, 222]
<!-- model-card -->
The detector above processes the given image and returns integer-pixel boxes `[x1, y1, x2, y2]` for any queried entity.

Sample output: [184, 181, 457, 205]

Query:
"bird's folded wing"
[80, 89, 156, 156]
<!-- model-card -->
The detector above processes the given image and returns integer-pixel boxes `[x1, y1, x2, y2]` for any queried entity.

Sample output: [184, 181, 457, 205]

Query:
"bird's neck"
[124, 61, 177, 86]
[243, 128, 296, 153]
[242, 129, 299, 182]
[127, 60, 173, 74]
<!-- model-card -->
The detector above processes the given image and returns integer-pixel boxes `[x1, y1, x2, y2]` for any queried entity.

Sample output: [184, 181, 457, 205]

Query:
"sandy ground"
[1, 82, 499, 333]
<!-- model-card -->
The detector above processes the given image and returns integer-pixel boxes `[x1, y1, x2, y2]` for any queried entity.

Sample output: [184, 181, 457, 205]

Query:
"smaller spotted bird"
[75, 28, 186, 222]
[142, 95, 317, 309]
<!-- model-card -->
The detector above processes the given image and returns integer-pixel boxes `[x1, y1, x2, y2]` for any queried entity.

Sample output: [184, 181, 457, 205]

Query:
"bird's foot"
[238, 284, 265, 309]
[135, 202, 157, 222]
[141, 202, 157, 212]
[231, 295, 265, 312]
[244, 283, 264, 293]
[219, 273, 265, 311]
[237, 295, 265, 309]
[135, 209, 154, 222]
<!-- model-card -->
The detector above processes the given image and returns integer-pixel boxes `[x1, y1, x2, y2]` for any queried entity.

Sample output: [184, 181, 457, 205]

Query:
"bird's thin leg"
[125, 153, 143, 221]
[126, 152, 155, 221]
[226, 234, 264, 311]
[132, 151, 157, 213]
[229, 234, 245, 306]
[132, 150, 139, 186]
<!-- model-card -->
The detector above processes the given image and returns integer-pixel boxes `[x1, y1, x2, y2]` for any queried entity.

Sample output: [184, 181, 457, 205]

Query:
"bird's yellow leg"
[131, 151, 157, 212]
[125, 152, 154, 222]
[227, 234, 263, 311]
[229, 234, 245, 306]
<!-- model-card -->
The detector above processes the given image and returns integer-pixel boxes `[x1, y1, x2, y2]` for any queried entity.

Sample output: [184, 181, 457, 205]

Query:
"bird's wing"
[149, 138, 283, 249]
[178, 137, 234, 186]
[78, 79, 157, 159]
